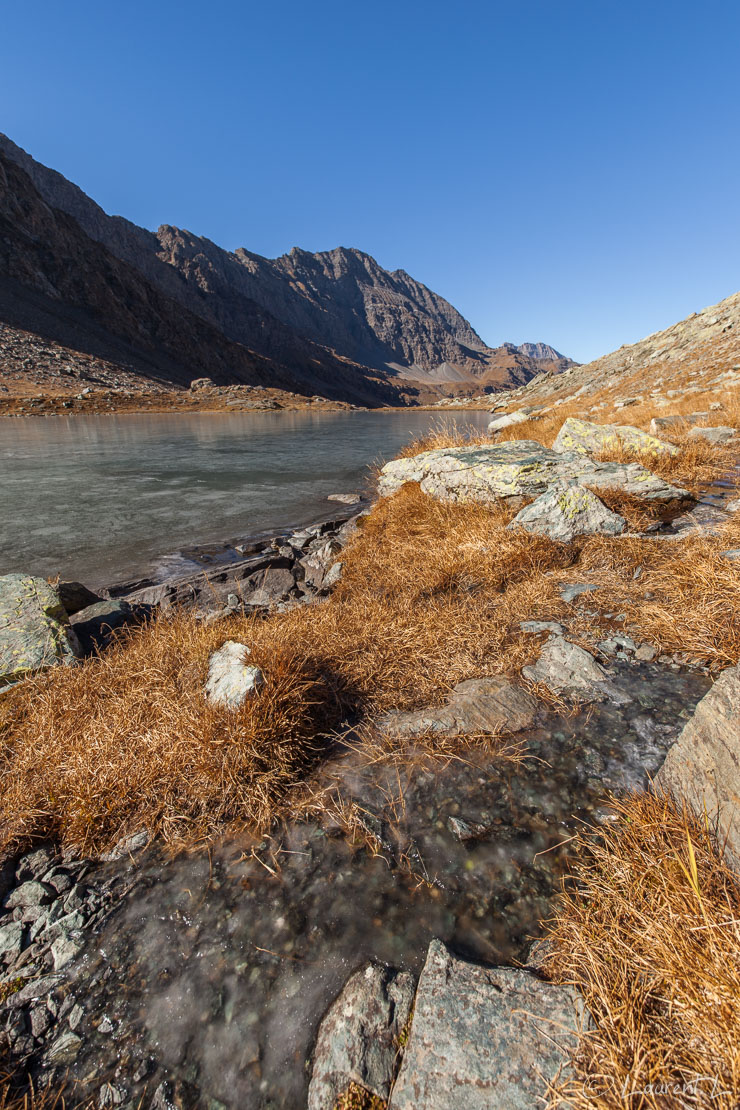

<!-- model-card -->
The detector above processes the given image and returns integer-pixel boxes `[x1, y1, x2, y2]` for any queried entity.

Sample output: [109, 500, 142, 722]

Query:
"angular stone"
[327, 493, 361, 504]
[0, 573, 80, 687]
[509, 485, 626, 542]
[308, 963, 415, 1110]
[205, 641, 264, 709]
[656, 665, 740, 872]
[687, 425, 737, 446]
[553, 417, 678, 458]
[520, 620, 564, 635]
[522, 635, 626, 703]
[70, 599, 137, 653]
[377, 441, 689, 508]
[51, 932, 84, 970]
[5, 881, 56, 908]
[300, 540, 342, 592]
[57, 581, 102, 616]
[0, 921, 24, 959]
[46, 1030, 82, 1063]
[244, 565, 295, 606]
[388, 940, 585, 1110]
[380, 676, 538, 738]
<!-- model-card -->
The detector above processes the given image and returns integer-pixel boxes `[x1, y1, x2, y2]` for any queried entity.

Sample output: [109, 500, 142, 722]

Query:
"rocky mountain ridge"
[0, 133, 572, 404]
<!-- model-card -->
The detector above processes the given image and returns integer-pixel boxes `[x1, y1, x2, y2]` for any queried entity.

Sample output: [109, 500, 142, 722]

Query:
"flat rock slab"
[656, 664, 740, 872]
[509, 485, 626, 542]
[388, 940, 585, 1110]
[687, 425, 737, 445]
[380, 676, 538, 738]
[0, 573, 80, 687]
[552, 416, 678, 458]
[308, 963, 415, 1110]
[377, 440, 689, 508]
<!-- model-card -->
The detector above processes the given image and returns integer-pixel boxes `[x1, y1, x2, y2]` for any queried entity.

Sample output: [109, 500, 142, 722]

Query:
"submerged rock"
[308, 963, 415, 1110]
[0, 573, 80, 687]
[377, 440, 689, 508]
[380, 676, 538, 738]
[204, 641, 264, 709]
[552, 416, 678, 458]
[509, 484, 626, 541]
[656, 664, 740, 872]
[388, 939, 585, 1110]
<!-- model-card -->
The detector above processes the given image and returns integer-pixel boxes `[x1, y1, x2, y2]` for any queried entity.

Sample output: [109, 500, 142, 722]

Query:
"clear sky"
[3, 0, 739, 362]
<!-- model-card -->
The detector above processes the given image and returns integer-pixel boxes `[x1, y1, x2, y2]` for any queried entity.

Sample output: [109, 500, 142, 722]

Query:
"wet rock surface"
[379, 676, 538, 738]
[105, 507, 366, 617]
[0, 658, 709, 1107]
[308, 963, 414, 1110]
[388, 939, 585, 1110]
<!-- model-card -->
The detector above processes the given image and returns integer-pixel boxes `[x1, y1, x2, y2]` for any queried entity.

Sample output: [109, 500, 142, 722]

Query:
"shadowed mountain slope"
[0, 134, 573, 403]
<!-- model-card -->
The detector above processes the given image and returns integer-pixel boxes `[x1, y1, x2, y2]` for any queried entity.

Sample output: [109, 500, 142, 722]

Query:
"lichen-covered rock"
[377, 440, 689, 507]
[508, 485, 626, 541]
[308, 963, 415, 1110]
[380, 676, 538, 738]
[655, 664, 740, 872]
[0, 574, 80, 687]
[204, 641, 264, 709]
[552, 416, 678, 458]
[388, 940, 585, 1110]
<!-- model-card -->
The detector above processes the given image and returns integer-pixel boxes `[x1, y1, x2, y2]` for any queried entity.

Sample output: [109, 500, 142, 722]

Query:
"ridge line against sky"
[3, 0, 739, 363]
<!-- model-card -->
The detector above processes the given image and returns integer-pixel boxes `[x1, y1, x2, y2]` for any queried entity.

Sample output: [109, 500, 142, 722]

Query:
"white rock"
[487, 410, 531, 433]
[205, 641, 264, 709]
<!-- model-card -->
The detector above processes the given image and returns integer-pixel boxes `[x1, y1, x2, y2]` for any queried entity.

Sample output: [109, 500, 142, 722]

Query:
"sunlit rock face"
[378, 440, 691, 508]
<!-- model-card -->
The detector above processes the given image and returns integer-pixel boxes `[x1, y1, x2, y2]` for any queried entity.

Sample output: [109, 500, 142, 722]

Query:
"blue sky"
[3, 0, 739, 362]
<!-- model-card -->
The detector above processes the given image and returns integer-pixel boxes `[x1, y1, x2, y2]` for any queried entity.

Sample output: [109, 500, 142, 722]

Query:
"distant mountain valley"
[0, 133, 574, 406]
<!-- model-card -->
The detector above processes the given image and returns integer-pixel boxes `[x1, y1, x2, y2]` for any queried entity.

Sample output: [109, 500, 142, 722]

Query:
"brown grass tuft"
[544, 793, 740, 1108]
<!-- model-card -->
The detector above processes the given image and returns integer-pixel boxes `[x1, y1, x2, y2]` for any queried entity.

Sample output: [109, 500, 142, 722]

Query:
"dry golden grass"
[0, 485, 572, 857]
[544, 793, 740, 1109]
[1, 409, 738, 857]
[333, 1083, 386, 1110]
[0, 1074, 92, 1110]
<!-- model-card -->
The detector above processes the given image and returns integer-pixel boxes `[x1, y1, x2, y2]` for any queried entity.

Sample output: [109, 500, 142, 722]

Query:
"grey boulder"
[379, 676, 538, 738]
[388, 940, 585, 1110]
[655, 664, 740, 872]
[308, 963, 415, 1110]
[687, 425, 737, 446]
[523, 635, 627, 703]
[509, 485, 626, 542]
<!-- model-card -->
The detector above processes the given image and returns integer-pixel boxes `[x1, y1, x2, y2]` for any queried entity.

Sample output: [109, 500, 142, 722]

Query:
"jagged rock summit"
[0, 132, 572, 406]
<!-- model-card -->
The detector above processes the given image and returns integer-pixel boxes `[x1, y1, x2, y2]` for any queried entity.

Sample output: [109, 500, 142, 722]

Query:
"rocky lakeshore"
[2, 300, 740, 1109]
